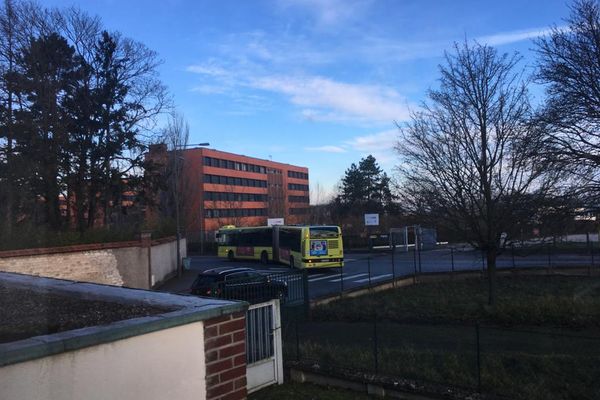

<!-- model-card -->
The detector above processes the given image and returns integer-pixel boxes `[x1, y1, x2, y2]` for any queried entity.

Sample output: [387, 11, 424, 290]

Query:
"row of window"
[204, 174, 268, 188]
[205, 192, 268, 202]
[288, 183, 309, 191]
[204, 156, 267, 174]
[204, 208, 268, 218]
[289, 208, 309, 215]
[288, 170, 309, 180]
[288, 195, 309, 203]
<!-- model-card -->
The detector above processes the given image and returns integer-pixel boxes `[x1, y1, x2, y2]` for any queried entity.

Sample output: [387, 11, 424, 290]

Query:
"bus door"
[272, 226, 281, 262]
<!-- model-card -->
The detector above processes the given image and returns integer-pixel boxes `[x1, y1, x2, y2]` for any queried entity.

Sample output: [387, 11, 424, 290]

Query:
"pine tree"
[336, 155, 395, 215]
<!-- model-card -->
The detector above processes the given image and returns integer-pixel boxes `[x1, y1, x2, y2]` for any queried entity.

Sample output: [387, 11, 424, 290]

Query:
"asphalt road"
[160, 248, 597, 300]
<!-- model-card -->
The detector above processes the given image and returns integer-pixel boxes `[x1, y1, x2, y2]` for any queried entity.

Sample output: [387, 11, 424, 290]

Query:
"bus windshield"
[310, 227, 339, 238]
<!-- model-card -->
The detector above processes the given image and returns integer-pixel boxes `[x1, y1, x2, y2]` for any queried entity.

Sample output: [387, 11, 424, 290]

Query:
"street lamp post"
[173, 143, 209, 278]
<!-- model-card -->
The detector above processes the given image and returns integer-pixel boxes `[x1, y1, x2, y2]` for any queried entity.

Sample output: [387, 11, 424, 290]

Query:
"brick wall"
[204, 312, 247, 400]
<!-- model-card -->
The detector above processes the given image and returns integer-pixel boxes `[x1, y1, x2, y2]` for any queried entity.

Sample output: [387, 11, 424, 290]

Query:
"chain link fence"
[283, 319, 600, 399]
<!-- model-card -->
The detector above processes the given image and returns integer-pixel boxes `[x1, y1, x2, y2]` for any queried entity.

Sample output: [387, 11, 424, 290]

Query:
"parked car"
[190, 267, 288, 303]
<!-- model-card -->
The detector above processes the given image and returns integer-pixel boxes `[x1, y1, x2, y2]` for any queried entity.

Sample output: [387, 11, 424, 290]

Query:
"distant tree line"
[0, 0, 169, 241]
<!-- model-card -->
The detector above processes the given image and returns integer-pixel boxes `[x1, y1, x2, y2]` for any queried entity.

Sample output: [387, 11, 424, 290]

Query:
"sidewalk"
[157, 269, 197, 294]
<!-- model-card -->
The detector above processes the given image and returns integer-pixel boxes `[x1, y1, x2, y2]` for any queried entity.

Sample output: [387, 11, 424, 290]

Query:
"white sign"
[364, 213, 379, 226]
[267, 218, 285, 226]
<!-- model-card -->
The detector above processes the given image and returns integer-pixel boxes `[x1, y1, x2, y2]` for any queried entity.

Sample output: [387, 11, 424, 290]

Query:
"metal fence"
[283, 319, 600, 399]
[203, 269, 307, 306]
[305, 242, 600, 302]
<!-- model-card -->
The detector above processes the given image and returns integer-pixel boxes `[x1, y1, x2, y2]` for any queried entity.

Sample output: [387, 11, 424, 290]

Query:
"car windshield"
[192, 276, 217, 287]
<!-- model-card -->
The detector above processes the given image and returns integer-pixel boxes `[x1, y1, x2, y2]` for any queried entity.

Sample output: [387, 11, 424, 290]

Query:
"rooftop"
[0, 272, 247, 367]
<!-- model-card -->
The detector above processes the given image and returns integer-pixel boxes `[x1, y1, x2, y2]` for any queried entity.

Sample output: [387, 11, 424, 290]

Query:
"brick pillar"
[204, 312, 247, 400]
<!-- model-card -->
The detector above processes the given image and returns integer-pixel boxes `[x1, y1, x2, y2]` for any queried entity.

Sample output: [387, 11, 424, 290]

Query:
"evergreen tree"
[336, 155, 396, 215]
[13, 33, 82, 229]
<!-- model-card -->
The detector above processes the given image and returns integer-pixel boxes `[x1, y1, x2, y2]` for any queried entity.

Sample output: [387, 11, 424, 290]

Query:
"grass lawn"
[288, 275, 600, 400]
[311, 275, 600, 329]
[248, 382, 376, 400]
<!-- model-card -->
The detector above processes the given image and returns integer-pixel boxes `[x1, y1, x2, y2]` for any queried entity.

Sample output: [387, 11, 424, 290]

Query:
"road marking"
[354, 274, 393, 283]
[308, 274, 335, 282]
[329, 273, 368, 282]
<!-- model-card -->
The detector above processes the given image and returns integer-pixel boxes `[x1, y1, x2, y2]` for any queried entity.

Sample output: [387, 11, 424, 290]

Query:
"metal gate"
[246, 299, 283, 393]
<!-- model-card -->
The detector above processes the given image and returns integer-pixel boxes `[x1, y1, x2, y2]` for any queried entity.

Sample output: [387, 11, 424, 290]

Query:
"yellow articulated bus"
[216, 225, 344, 269]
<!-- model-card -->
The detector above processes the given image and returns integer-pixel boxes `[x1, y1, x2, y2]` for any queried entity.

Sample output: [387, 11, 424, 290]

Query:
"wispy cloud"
[346, 129, 398, 152]
[187, 63, 412, 124]
[345, 129, 399, 167]
[476, 26, 566, 46]
[277, 0, 371, 26]
[305, 145, 347, 153]
[251, 75, 411, 123]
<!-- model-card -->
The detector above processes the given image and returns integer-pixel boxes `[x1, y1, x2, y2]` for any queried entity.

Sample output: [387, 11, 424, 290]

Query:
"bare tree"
[397, 41, 560, 306]
[535, 0, 600, 198]
[163, 113, 189, 277]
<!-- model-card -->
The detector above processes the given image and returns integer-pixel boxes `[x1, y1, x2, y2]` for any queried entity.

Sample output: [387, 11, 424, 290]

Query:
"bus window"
[310, 227, 339, 238]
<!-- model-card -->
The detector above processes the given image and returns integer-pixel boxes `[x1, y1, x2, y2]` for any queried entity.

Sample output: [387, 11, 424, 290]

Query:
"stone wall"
[0, 236, 182, 289]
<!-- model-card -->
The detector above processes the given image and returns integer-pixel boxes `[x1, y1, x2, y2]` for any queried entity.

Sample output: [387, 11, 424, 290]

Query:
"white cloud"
[251, 75, 411, 123]
[185, 64, 231, 77]
[345, 129, 400, 168]
[476, 26, 566, 46]
[346, 129, 398, 152]
[304, 145, 347, 153]
[277, 0, 371, 26]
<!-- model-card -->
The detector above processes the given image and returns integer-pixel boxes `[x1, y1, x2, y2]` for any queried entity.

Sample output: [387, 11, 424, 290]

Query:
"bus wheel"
[227, 250, 234, 261]
[260, 251, 268, 265]
[289, 256, 295, 269]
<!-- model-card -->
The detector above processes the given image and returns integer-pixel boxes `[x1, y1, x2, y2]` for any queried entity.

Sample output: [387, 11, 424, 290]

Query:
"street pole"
[171, 142, 210, 275]
[173, 150, 182, 278]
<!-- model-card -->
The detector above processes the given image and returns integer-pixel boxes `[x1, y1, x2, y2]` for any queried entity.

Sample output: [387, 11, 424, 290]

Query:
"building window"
[287, 171, 309, 180]
[204, 208, 267, 218]
[289, 195, 309, 203]
[204, 174, 268, 189]
[288, 183, 309, 191]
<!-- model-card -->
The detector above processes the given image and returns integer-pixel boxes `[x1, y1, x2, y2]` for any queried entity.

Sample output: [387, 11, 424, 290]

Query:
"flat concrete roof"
[0, 272, 247, 367]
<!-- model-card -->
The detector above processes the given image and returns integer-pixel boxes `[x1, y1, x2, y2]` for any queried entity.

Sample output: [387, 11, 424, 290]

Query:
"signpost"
[364, 214, 379, 252]
[364, 213, 379, 226]
[267, 218, 285, 226]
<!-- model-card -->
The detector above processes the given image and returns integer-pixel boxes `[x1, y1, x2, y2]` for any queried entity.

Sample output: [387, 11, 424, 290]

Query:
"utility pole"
[173, 143, 209, 277]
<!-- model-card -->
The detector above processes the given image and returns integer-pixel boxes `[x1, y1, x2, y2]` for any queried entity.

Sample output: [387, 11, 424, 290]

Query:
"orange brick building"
[148, 146, 310, 235]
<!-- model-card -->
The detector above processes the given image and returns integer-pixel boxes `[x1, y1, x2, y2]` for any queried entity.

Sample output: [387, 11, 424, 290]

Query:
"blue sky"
[45, 0, 570, 201]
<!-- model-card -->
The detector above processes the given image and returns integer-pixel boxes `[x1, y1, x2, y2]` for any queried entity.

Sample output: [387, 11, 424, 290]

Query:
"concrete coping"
[0, 272, 248, 367]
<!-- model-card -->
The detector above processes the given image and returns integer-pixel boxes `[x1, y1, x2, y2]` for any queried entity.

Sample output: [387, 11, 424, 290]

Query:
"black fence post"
[295, 317, 301, 361]
[511, 243, 516, 270]
[413, 245, 418, 283]
[476, 323, 481, 392]
[368, 256, 372, 288]
[547, 243, 552, 274]
[373, 317, 379, 374]
[418, 242, 422, 274]
[302, 269, 310, 319]
[340, 265, 344, 294]
[450, 247, 455, 276]
[591, 240, 595, 276]
[391, 248, 396, 287]
[481, 251, 485, 276]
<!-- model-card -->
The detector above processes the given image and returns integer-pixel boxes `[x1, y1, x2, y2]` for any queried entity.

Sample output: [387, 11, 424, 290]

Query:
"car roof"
[201, 267, 255, 275]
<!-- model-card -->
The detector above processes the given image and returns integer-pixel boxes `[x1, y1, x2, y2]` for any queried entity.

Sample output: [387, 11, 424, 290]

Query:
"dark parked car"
[190, 267, 288, 303]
